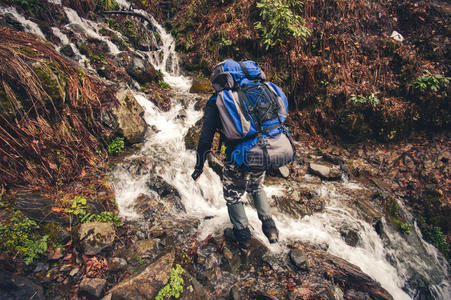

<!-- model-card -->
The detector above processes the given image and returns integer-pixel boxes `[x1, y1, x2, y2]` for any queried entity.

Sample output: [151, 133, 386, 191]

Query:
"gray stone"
[109, 257, 128, 272]
[0, 270, 44, 300]
[278, 165, 290, 178]
[289, 248, 309, 272]
[340, 227, 360, 247]
[79, 277, 106, 298]
[189, 76, 212, 93]
[308, 162, 342, 180]
[33, 262, 49, 273]
[60, 44, 75, 57]
[101, 88, 147, 144]
[78, 222, 115, 255]
[107, 251, 174, 300]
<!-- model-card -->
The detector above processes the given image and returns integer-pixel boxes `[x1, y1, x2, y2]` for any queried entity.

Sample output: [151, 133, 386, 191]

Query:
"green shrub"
[425, 226, 449, 258]
[65, 196, 123, 227]
[156, 264, 185, 300]
[411, 71, 450, 96]
[255, 0, 310, 49]
[0, 211, 48, 265]
[107, 137, 125, 155]
[96, 0, 119, 10]
[158, 80, 171, 89]
[348, 94, 380, 107]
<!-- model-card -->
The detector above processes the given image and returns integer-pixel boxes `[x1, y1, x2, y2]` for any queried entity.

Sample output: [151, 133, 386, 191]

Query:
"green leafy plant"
[425, 226, 449, 257]
[158, 80, 171, 89]
[255, 0, 310, 49]
[156, 264, 185, 300]
[348, 94, 380, 107]
[411, 71, 450, 96]
[107, 137, 125, 155]
[0, 211, 48, 265]
[65, 196, 123, 227]
[96, 0, 119, 10]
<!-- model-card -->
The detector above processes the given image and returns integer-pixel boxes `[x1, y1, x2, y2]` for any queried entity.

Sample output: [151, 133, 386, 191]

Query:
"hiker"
[191, 60, 295, 250]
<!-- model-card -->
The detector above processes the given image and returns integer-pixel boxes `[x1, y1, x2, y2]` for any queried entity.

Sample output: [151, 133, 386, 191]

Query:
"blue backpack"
[210, 59, 295, 170]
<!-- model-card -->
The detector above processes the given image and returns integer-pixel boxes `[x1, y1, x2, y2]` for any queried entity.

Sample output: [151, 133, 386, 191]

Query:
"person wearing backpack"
[191, 60, 295, 250]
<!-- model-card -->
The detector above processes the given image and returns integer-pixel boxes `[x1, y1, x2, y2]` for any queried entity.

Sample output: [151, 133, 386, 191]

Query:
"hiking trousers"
[222, 161, 272, 231]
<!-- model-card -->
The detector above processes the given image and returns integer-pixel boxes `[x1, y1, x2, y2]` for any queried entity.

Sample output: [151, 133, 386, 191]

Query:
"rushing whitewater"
[105, 5, 449, 300]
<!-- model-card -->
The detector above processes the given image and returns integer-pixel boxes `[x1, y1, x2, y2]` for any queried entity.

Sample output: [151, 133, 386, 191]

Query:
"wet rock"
[180, 273, 208, 300]
[262, 253, 283, 272]
[109, 257, 128, 272]
[106, 251, 175, 300]
[162, 194, 186, 212]
[190, 76, 212, 93]
[13, 191, 69, 225]
[194, 96, 209, 111]
[60, 44, 75, 57]
[132, 192, 164, 218]
[123, 52, 160, 85]
[274, 185, 326, 219]
[77, 222, 115, 255]
[308, 162, 342, 180]
[229, 286, 240, 300]
[278, 165, 290, 178]
[79, 277, 106, 298]
[116, 239, 158, 263]
[147, 175, 181, 199]
[221, 246, 241, 274]
[101, 88, 147, 144]
[340, 227, 360, 247]
[69, 267, 80, 277]
[33, 262, 49, 273]
[289, 248, 309, 272]
[0, 270, 44, 300]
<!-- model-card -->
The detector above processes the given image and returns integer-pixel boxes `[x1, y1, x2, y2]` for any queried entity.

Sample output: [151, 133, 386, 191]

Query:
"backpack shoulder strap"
[239, 61, 263, 81]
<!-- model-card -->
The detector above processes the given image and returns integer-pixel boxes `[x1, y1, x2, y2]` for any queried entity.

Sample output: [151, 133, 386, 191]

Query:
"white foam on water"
[0, 6, 45, 39]
[64, 7, 121, 55]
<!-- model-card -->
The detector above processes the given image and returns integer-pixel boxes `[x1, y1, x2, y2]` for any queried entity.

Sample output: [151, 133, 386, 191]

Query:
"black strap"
[239, 61, 252, 79]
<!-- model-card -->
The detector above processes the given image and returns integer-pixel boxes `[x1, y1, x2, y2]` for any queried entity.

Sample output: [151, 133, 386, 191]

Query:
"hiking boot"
[224, 227, 251, 250]
[262, 219, 279, 243]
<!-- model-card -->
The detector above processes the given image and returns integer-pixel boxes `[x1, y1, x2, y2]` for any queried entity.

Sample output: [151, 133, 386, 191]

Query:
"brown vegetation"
[0, 27, 117, 188]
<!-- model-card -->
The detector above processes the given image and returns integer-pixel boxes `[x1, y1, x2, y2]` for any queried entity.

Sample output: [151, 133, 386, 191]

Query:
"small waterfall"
[0, 6, 45, 39]
[63, 7, 120, 55]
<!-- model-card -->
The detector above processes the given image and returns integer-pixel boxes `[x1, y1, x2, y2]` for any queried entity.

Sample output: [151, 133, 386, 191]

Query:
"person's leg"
[246, 169, 272, 221]
[223, 162, 250, 244]
[247, 169, 279, 243]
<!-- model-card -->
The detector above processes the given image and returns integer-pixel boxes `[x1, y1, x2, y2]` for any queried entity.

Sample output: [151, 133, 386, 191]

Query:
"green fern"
[255, 0, 310, 49]
[156, 264, 185, 300]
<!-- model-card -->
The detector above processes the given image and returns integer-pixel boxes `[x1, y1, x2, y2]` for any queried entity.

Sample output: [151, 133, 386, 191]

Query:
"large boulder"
[308, 162, 342, 180]
[0, 270, 44, 300]
[102, 88, 147, 144]
[189, 76, 212, 93]
[77, 222, 116, 255]
[106, 251, 175, 300]
[122, 52, 160, 85]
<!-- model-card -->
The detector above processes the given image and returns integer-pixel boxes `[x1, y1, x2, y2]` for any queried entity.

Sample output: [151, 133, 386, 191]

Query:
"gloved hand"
[191, 169, 203, 181]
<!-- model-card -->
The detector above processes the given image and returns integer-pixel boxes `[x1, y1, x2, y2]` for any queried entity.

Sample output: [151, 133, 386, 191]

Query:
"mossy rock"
[32, 61, 67, 108]
[189, 76, 212, 94]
